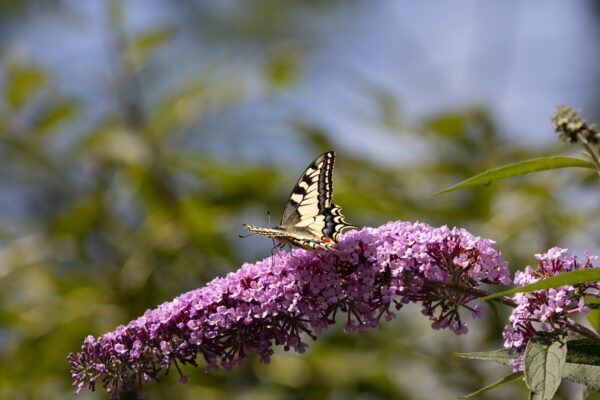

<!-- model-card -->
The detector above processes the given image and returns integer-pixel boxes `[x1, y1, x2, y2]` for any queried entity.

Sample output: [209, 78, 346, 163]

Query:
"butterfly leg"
[270, 238, 278, 266]
[270, 242, 285, 266]
[287, 245, 305, 263]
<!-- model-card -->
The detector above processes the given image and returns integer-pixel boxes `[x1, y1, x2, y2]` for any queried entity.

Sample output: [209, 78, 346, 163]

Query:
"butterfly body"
[241, 225, 325, 250]
[243, 151, 355, 251]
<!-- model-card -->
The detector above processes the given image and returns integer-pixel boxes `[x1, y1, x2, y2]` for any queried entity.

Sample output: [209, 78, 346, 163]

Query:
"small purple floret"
[68, 220, 510, 397]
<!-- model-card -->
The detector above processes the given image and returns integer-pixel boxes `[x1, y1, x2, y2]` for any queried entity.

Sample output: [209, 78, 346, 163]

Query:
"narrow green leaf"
[125, 26, 173, 68]
[524, 331, 567, 399]
[432, 156, 594, 196]
[563, 363, 600, 392]
[0, 136, 67, 181]
[34, 100, 78, 135]
[454, 349, 517, 367]
[458, 372, 524, 399]
[482, 268, 600, 301]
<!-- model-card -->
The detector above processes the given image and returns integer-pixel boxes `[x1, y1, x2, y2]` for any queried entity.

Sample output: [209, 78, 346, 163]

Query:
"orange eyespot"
[323, 237, 332, 243]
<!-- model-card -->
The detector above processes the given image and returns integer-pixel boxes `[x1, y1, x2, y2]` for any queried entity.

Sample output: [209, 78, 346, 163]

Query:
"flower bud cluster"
[551, 105, 599, 144]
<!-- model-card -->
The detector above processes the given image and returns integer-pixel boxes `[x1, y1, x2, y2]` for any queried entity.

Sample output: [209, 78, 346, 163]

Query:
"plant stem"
[423, 279, 600, 342]
[577, 132, 600, 176]
[424, 279, 517, 307]
[565, 317, 600, 341]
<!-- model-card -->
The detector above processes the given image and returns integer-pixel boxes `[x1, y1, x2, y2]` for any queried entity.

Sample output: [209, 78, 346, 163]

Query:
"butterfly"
[242, 151, 355, 252]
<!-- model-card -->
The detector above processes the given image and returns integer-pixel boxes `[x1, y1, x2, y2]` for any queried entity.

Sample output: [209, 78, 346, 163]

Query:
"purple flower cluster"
[68, 220, 510, 398]
[503, 247, 600, 371]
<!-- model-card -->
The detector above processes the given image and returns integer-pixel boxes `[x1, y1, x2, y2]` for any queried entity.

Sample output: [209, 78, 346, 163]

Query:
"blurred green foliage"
[0, 1, 598, 399]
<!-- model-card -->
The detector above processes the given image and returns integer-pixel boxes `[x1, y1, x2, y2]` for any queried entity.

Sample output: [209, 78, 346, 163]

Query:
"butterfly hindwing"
[324, 203, 351, 242]
[243, 151, 355, 251]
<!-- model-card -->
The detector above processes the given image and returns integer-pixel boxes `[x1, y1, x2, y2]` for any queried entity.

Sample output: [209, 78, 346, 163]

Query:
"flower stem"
[566, 317, 600, 342]
[423, 279, 517, 307]
[577, 132, 600, 176]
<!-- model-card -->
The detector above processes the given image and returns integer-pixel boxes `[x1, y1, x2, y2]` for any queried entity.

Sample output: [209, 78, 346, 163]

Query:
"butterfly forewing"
[281, 152, 334, 226]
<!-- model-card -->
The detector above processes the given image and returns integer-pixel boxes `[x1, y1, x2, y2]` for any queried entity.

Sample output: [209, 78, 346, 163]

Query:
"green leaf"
[83, 129, 152, 166]
[0, 136, 66, 181]
[6, 64, 47, 109]
[563, 363, 600, 392]
[561, 341, 600, 392]
[34, 100, 78, 135]
[432, 156, 594, 196]
[583, 385, 600, 400]
[454, 349, 517, 367]
[524, 331, 567, 399]
[455, 341, 600, 395]
[585, 296, 600, 333]
[289, 120, 334, 151]
[50, 193, 102, 236]
[265, 45, 302, 87]
[458, 372, 524, 399]
[482, 268, 600, 300]
[566, 338, 600, 366]
[426, 113, 467, 138]
[148, 73, 245, 138]
[125, 26, 174, 69]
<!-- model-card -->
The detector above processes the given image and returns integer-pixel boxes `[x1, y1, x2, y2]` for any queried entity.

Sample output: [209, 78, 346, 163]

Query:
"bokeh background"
[1, 1, 600, 399]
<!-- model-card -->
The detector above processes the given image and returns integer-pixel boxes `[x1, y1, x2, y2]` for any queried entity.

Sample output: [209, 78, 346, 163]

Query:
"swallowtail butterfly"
[243, 151, 355, 251]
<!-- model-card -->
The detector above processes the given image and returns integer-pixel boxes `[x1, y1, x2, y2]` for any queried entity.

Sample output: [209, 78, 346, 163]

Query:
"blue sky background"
[4, 1, 599, 162]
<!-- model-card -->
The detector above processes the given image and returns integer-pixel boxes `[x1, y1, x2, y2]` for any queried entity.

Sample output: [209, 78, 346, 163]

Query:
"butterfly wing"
[281, 151, 334, 226]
